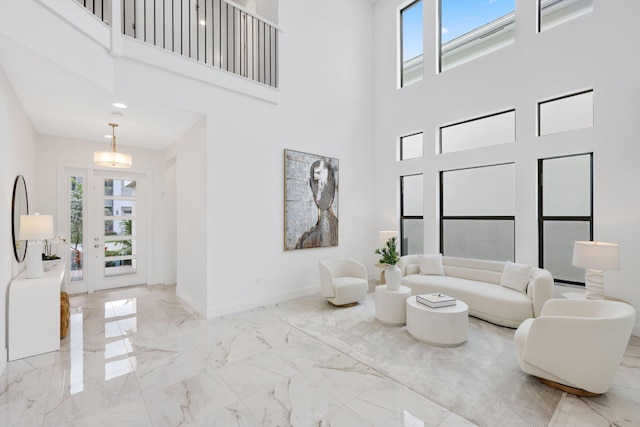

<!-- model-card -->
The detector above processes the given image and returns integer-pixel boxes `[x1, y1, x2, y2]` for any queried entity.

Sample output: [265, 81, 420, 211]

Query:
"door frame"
[57, 162, 153, 294]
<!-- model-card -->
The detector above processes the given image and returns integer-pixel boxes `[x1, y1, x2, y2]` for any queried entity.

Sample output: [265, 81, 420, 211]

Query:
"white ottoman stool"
[375, 285, 411, 326]
[406, 296, 468, 346]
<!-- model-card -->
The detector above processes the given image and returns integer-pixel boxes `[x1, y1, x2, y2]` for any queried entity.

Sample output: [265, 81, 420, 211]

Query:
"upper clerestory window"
[538, 90, 593, 136]
[439, 110, 516, 154]
[440, 0, 515, 72]
[400, 0, 423, 87]
[539, 0, 594, 32]
[399, 132, 424, 160]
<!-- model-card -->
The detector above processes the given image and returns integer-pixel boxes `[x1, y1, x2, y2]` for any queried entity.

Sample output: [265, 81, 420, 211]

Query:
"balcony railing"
[77, 0, 278, 88]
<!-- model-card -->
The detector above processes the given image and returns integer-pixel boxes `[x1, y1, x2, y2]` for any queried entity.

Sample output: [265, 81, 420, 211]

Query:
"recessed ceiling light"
[112, 102, 127, 109]
[104, 134, 112, 138]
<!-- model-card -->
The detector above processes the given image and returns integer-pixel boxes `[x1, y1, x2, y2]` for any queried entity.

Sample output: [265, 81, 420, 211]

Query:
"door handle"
[94, 244, 100, 248]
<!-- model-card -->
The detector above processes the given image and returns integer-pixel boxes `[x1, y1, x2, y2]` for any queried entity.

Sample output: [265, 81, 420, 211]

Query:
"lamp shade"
[94, 150, 132, 168]
[379, 230, 398, 246]
[572, 241, 620, 271]
[19, 214, 54, 241]
[94, 123, 132, 168]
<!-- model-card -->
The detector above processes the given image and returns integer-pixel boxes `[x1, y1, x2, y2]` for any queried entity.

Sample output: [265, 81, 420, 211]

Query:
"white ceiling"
[0, 36, 203, 151]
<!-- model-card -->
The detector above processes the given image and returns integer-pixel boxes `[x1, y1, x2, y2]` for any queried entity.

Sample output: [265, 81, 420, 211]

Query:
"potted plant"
[42, 236, 67, 269]
[375, 236, 401, 290]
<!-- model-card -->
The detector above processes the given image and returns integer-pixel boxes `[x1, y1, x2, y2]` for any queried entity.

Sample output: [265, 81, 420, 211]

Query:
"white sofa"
[397, 255, 554, 328]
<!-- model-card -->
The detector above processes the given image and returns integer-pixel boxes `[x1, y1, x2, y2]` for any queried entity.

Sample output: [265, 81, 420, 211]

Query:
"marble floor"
[0, 285, 638, 426]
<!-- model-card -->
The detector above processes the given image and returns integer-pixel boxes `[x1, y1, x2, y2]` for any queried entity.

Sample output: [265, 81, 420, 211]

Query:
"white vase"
[385, 265, 401, 290]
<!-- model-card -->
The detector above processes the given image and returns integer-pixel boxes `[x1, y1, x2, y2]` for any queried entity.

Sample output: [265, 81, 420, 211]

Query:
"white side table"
[8, 264, 65, 361]
[406, 295, 468, 346]
[375, 285, 411, 326]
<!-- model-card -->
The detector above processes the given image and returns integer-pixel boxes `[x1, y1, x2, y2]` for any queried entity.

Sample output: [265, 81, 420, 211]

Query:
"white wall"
[111, 0, 375, 317]
[163, 156, 177, 284]
[166, 119, 209, 316]
[372, 0, 640, 334]
[2, 0, 374, 322]
[256, 0, 278, 24]
[203, 0, 375, 316]
[0, 65, 38, 371]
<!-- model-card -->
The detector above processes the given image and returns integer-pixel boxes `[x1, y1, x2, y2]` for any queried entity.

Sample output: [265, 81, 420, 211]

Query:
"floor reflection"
[69, 311, 83, 395]
[67, 298, 139, 392]
[104, 299, 136, 381]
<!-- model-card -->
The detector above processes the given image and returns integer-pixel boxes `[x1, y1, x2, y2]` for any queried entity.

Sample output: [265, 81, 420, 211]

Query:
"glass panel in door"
[103, 179, 137, 279]
[93, 172, 145, 291]
[69, 175, 85, 283]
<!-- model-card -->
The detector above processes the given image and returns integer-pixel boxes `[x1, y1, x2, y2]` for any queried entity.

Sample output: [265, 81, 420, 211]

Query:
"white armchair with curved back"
[514, 299, 636, 395]
[319, 257, 368, 307]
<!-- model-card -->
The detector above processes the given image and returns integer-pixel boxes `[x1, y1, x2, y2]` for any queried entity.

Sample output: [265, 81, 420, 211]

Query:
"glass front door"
[93, 171, 145, 291]
[64, 168, 146, 292]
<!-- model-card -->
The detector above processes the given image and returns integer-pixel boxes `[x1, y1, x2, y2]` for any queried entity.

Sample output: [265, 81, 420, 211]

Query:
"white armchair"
[514, 299, 636, 395]
[319, 257, 368, 307]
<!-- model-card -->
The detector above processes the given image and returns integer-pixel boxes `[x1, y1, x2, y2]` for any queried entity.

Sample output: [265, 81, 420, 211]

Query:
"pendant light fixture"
[94, 123, 132, 168]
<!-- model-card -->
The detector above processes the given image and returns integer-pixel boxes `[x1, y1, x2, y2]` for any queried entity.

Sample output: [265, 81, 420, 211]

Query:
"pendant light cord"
[109, 123, 119, 153]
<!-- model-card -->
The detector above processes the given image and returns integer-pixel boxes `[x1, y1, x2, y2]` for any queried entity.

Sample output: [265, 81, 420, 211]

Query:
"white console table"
[8, 264, 64, 361]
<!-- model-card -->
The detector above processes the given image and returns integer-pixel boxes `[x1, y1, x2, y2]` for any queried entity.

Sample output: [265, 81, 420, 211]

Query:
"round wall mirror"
[12, 175, 29, 262]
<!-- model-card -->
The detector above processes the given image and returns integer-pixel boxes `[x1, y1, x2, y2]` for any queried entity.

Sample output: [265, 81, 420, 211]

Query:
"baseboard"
[205, 285, 320, 319]
[0, 348, 7, 374]
[633, 323, 640, 338]
[63, 282, 87, 295]
[175, 287, 207, 318]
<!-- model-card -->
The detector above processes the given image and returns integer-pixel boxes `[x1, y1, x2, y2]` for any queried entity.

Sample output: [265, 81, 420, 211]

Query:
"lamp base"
[25, 241, 45, 279]
[584, 269, 604, 300]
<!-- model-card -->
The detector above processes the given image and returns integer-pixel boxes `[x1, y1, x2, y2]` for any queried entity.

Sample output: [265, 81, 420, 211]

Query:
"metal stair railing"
[77, 0, 279, 88]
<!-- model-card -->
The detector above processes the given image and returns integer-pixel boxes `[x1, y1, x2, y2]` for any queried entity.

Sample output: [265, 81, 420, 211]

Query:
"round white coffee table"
[406, 295, 468, 346]
[375, 285, 411, 326]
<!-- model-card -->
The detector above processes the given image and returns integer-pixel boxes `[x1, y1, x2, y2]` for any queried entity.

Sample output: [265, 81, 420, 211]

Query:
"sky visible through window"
[402, 1, 515, 62]
[402, 1, 423, 61]
[441, 0, 515, 44]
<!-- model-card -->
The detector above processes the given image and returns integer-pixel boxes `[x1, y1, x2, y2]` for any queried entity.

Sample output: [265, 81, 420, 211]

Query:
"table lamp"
[572, 241, 619, 300]
[379, 230, 398, 246]
[19, 213, 54, 279]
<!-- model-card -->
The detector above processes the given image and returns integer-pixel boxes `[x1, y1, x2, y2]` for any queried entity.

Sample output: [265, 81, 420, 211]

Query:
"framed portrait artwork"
[284, 149, 339, 250]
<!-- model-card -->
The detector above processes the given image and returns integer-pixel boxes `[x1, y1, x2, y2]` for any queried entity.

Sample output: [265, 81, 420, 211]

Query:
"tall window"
[440, 164, 515, 261]
[400, 0, 423, 87]
[399, 132, 424, 160]
[440, 0, 515, 72]
[539, 0, 593, 32]
[539, 154, 593, 284]
[400, 174, 424, 255]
